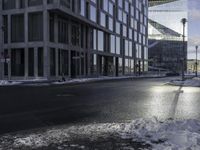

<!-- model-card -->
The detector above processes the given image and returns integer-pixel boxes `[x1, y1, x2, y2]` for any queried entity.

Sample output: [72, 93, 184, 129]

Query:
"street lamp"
[196, 45, 198, 77]
[181, 18, 187, 81]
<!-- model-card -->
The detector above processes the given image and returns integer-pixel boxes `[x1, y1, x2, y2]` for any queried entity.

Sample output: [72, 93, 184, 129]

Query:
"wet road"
[0, 77, 200, 135]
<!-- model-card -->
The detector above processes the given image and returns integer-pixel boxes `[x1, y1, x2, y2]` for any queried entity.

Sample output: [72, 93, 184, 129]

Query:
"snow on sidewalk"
[1, 118, 200, 149]
[0, 80, 22, 86]
[169, 77, 200, 87]
[0, 75, 165, 86]
[53, 75, 165, 85]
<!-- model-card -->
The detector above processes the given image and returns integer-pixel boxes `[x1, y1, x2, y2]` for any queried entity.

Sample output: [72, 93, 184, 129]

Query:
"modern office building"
[0, 0, 148, 80]
[148, 0, 188, 72]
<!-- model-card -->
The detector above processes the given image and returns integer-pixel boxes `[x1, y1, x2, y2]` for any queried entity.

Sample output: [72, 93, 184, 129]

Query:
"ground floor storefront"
[0, 47, 148, 80]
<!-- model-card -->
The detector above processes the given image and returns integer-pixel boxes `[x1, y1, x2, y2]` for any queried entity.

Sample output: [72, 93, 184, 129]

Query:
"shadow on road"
[169, 86, 183, 119]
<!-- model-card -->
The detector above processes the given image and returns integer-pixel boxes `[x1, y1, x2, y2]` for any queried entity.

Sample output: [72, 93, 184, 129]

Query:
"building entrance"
[98, 55, 114, 76]
[70, 51, 85, 78]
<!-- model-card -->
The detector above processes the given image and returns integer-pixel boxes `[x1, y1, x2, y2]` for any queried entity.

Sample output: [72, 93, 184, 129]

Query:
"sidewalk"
[0, 74, 166, 86]
[168, 77, 200, 87]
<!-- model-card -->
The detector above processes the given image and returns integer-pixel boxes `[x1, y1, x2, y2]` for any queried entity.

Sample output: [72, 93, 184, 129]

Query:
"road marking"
[56, 94, 74, 97]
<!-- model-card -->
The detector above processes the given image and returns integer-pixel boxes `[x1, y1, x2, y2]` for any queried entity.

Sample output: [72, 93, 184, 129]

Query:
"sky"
[188, 0, 200, 59]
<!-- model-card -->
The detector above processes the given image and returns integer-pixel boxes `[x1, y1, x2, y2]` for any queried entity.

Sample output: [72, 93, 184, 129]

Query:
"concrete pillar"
[55, 48, 59, 77]
[54, 14, 58, 43]
[87, 27, 91, 76]
[24, 8, 28, 43]
[34, 47, 38, 77]
[24, 0, 29, 79]
[0, 8, 4, 80]
[43, 1, 50, 79]
[113, 57, 116, 76]
[24, 47, 28, 79]
[8, 48, 11, 80]
[68, 50, 71, 77]
[16, 0, 20, 9]
[7, 15, 11, 80]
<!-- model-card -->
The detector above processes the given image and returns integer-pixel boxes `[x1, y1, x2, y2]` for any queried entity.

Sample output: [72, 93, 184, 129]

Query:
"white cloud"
[189, 8, 200, 20]
[188, 37, 200, 46]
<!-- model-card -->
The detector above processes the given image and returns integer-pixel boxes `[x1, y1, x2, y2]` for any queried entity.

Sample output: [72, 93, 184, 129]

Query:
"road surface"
[0, 77, 200, 135]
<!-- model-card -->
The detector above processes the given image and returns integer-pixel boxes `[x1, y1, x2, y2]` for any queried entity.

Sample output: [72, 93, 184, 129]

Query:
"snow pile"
[0, 80, 21, 86]
[1, 118, 200, 149]
[119, 118, 200, 150]
[169, 78, 200, 87]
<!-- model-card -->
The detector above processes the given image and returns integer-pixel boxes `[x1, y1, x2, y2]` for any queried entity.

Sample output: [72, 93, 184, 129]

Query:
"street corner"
[167, 77, 200, 87]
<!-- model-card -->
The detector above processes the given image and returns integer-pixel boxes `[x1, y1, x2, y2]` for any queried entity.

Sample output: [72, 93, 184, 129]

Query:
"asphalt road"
[0, 77, 200, 135]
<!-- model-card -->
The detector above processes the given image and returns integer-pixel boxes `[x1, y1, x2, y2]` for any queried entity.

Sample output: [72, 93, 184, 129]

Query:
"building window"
[123, 25, 127, 37]
[38, 47, 44, 76]
[108, 2, 113, 16]
[60, 0, 70, 8]
[3, 0, 15, 10]
[3, 15, 8, 44]
[129, 28, 133, 39]
[3, 50, 8, 76]
[49, 14, 54, 42]
[118, 0, 122, 8]
[71, 22, 80, 46]
[100, 12, 106, 27]
[103, 0, 108, 12]
[124, 40, 129, 56]
[19, 0, 25, 8]
[28, 0, 43, 6]
[91, 0, 96, 4]
[58, 50, 69, 76]
[129, 41, 133, 57]
[91, 29, 97, 50]
[125, 59, 129, 74]
[11, 49, 25, 76]
[116, 36, 120, 55]
[109, 17, 113, 31]
[118, 57, 123, 75]
[98, 31, 104, 51]
[90, 5, 96, 22]
[11, 14, 24, 43]
[131, 59, 134, 73]
[90, 54, 97, 75]
[28, 48, 34, 76]
[124, 1, 129, 13]
[116, 22, 120, 34]
[118, 9, 122, 21]
[144, 47, 148, 60]
[110, 35, 115, 54]
[79, 0, 85, 16]
[123, 12, 127, 24]
[28, 12, 43, 41]
[47, 0, 54, 4]
[58, 18, 69, 44]
[50, 48, 56, 76]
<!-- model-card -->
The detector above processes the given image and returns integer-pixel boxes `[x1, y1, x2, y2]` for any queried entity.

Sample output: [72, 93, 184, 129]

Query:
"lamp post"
[196, 45, 198, 77]
[181, 18, 187, 81]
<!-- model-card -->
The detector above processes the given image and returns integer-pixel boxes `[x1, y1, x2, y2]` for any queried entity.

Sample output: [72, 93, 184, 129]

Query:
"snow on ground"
[1, 118, 200, 149]
[0, 80, 22, 86]
[53, 75, 165, 85]
[169, 77, 200, 87]
[0, 75, 164, 86]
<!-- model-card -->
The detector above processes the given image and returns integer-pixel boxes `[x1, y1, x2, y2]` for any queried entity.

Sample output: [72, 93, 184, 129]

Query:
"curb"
[0, 75, 167, 86]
